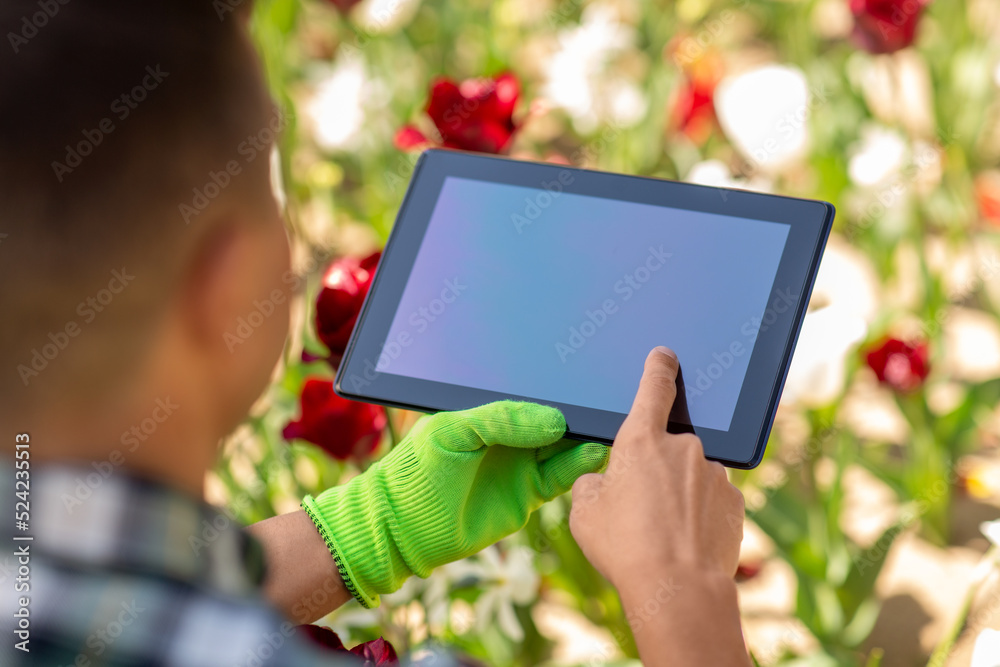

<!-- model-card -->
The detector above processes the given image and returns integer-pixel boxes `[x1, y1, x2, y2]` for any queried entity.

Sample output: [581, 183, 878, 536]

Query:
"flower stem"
[385, 407, 400, 450]
[926, 546, 998, 666]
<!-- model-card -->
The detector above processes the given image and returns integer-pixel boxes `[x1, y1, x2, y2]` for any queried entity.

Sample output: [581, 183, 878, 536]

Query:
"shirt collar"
[27, 463, 267, 596]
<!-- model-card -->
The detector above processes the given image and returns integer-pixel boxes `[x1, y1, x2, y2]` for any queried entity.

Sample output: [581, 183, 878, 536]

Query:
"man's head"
[1, 1, 292, 473]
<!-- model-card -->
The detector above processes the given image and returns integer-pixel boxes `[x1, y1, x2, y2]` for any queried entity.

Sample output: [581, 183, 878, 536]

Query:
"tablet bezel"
[335, 149, 834, 468]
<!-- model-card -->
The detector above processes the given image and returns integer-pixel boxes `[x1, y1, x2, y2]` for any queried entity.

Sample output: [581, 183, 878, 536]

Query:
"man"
[0, 1, 749, 664]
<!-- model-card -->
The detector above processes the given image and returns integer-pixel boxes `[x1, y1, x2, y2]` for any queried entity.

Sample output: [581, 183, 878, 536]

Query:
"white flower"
[972, 520, 1000, 583]
[972, 628, 1000, 667]
[849, 50, 935, 138]
[848, 125, 908, 188]
[809, 238, 881, 324]
[381, 567, 452, 632]
[305, 59, 368, 151]
[714, 64, 811, 174]
[782, 305, 867, 407]
[446, 546, 540, 642]
[542, 4, 639, 131]
[606, 79, 649, 127]
[781, 239, 879, 407]
[980, 520, 1000, 549]
[943, 307, 1000, 383]
[353, 0, 422, 34]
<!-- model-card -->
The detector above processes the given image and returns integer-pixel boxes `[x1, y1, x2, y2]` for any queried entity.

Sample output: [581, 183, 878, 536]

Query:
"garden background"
[211, 0, 1000, 664]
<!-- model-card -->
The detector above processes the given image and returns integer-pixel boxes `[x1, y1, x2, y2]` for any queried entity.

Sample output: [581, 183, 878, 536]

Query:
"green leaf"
[842, 597, 883, 649]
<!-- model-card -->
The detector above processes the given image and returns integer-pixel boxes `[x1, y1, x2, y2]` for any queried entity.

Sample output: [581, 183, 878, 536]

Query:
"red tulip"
[667, 39, 721, 144]
[848, 0, 927, 55]
[671, 76, 717, 144]
[865, 337, 930, 392]
[351, 637, 398, 666]
[395, 72, 521, 154]
[283, 379, 387, 461]
[975, 171, 1000, 227]
[299, 624, 347, 651]
[315, 251, 380, 366]
[299, 626, 400, 666]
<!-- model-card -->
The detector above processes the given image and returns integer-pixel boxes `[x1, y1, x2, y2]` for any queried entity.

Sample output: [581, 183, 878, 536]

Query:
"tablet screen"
[375, 176, 790, 432]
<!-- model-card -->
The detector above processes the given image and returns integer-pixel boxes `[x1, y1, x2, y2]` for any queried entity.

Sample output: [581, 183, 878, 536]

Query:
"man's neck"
[18, 398, 217, 499]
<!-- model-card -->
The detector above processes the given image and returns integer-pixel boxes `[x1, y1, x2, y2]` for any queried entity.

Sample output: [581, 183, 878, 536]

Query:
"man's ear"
[181, 221, 254, 352]
[176, 209, 290, 430]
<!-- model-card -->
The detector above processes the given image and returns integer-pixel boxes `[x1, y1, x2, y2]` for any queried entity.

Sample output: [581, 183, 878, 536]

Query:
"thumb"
[424, 401, 566, 453]
[536, 440, 610, 501]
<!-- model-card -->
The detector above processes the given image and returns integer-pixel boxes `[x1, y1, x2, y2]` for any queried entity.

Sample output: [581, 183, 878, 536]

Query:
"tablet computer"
[335, 149, 834, 468]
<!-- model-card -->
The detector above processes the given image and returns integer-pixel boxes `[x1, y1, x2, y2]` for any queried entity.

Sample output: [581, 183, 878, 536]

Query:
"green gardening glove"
[301, 401, 609, 608]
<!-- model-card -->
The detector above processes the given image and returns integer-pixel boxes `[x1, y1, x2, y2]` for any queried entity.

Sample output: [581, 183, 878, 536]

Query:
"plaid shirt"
[0, 461, 355, 667]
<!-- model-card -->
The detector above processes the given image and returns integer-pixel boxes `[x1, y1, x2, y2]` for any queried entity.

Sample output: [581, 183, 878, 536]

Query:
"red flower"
[975, 171, 1000, 226]
[671, 76, 717, 144]
[865, 337, 930, 392]
[282, 379, 387, 461]
[315, 251, 380, 366]
[351, 637, 398, 666]
[667, 39, 722, 144]
[395, 72, 521, 154]
[849, 0, 927, 55]
[299, 626, 399, 666]
[299, 624, 347, 651]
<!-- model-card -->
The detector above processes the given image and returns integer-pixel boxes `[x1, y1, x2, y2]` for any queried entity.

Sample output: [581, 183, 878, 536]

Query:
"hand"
[303, 401, 609, 607]
[569, 347, 749, 666]
[570, 347, 745, 587]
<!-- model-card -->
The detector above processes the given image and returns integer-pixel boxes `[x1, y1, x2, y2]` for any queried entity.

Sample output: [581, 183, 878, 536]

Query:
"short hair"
[0, 0, 274, 412]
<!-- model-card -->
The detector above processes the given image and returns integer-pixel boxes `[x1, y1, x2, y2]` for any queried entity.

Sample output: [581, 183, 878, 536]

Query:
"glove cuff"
[301, 493, 380, 609]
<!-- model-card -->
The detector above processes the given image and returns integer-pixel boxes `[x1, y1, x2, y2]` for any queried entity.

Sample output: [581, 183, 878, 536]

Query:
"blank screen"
[377, 176, 790, 431]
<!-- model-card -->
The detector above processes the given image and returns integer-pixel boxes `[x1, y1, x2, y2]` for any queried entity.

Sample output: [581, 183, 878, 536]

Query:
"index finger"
[624, 347, 680, 432]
